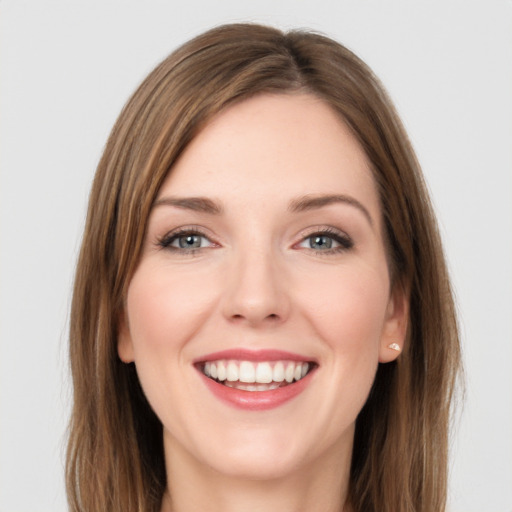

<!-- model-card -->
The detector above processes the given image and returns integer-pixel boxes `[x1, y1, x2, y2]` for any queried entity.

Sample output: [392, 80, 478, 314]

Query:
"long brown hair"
[67, 23, 461, 512]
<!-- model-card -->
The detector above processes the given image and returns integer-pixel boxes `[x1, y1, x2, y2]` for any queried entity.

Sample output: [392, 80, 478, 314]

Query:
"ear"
[117, 308, 135, 363]
[378, 281, 409, 363]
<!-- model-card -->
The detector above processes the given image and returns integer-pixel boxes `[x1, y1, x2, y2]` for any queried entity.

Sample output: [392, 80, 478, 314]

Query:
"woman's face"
[119, 93, 407, 480]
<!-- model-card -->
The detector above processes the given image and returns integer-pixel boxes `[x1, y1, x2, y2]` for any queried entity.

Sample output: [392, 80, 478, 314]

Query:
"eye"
[297, 229, 353, 253]
[173, 233, 209, 249]
[304, 234, 336, 250]
[158, 229, 215, 252]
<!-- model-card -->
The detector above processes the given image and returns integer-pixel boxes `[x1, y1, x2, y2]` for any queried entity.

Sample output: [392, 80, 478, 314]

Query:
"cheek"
[296, 262, 390, 414]
[124, 263, 223, 436]
[281, 263, 391, 450]
[299, 264, 390, 352]
[126, 262, 218, 356]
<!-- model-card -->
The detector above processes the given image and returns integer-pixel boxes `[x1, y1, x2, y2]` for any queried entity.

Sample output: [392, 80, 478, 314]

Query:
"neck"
[160, 436, 353, 512]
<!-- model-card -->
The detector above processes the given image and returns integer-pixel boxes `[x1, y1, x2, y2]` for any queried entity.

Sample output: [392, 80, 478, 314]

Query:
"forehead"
[159, 93, 379, 217]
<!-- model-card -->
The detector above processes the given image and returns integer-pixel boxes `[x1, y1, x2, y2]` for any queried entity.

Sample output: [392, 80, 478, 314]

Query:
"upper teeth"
[203, 360, 310, 384]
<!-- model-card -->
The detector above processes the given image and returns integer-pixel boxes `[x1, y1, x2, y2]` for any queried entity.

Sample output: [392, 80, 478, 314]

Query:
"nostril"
[229, 312, 281, 324]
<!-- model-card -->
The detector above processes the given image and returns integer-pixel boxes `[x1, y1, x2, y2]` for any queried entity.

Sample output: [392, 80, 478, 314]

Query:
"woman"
[66, 23, 461, 512]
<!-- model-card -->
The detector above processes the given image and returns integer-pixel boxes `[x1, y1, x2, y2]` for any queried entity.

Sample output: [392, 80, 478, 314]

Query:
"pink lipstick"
[194, 349, 317, 411]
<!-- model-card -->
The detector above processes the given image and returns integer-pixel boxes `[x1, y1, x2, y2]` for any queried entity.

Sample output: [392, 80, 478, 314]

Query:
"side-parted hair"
[67, 23, 461, 512]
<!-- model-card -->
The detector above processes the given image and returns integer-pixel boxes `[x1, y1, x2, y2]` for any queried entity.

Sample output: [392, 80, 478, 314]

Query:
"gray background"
[1, 1, 511, 511]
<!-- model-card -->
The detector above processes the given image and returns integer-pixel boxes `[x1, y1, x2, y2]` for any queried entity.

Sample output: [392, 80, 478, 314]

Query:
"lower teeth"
[222, 381, 286, 391]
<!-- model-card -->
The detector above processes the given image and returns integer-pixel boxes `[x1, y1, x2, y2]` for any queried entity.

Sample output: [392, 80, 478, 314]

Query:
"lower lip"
[199, 371, 315, 411]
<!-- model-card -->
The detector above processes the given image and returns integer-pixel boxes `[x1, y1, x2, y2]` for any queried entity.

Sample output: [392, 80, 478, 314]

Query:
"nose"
[221, 246, 290, 327]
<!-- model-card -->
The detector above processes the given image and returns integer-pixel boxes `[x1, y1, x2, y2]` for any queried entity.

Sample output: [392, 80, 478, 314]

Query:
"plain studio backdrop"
[1, 1, 511, 511]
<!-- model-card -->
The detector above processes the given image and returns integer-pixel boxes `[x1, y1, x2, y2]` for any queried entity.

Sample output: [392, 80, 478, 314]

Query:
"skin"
[118, 93, 408, 512]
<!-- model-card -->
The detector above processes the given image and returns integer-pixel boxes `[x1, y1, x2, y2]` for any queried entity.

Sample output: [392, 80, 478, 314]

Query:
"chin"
[165, 421, 309, 481]
[206, 448, 304, 481]
[201, 422, 328, 481]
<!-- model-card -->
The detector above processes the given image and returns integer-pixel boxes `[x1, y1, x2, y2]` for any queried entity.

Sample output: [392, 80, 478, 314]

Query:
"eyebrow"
[152, 196, 223, 214]
[288, 194, 373, 227]
[153, 193, 373, 226]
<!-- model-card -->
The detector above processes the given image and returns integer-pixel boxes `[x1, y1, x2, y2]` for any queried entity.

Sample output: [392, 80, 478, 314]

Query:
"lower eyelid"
[301, 238, 351, 251]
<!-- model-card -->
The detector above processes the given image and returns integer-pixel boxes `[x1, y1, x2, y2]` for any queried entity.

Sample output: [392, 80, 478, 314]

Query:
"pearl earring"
[387, 343, 401, 352]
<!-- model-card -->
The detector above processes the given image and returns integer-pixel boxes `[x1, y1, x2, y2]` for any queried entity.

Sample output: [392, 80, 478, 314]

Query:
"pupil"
[179, 235, 201, 248]
[311, 235, 332, 249]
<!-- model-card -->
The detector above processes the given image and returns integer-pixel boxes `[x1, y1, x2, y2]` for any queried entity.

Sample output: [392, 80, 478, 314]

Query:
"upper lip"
[193, 348, 318, 364]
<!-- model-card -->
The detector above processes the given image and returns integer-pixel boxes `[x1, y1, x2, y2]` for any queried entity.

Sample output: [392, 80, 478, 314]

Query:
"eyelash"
[296, 227, 354, 255]
[156, 226, 354, 255]
[157, 227, 216, 255]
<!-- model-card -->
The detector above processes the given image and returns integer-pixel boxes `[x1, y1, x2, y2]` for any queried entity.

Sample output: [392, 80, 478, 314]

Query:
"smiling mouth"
[198, 360, 316, 392]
